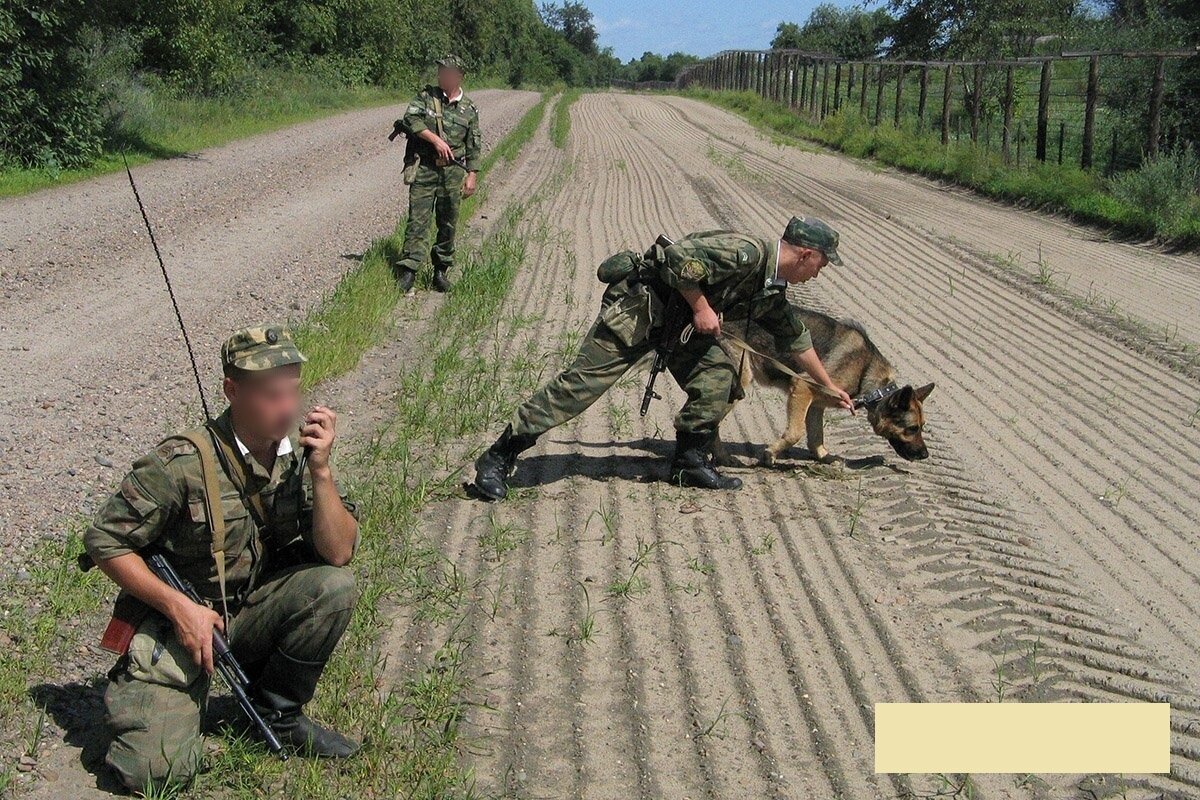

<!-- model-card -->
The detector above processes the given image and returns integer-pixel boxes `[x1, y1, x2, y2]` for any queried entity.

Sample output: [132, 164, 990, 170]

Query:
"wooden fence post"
[810, 59, 820, 113]
[874, 64, 886, 126]
[834, 62, 843, 111]
[1148, 55, 1165, 158]
[894, 63, 906, 126]
[860, 63, 870, 116]
[800, 60, 809, 108]
[917, 65, 929, 129]
[821, 60, 831, 118]
[941, 63, 954, 145]
[1082, 55, 1098, 169]
[970, 64, 982, 141]
[847, 63, 857, 109]
[1002, 65, 1015, 163]
[1036, 58, 1051, 162]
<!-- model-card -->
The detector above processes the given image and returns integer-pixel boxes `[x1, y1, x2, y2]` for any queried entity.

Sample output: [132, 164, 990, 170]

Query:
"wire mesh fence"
[674, 48, 1198, 176]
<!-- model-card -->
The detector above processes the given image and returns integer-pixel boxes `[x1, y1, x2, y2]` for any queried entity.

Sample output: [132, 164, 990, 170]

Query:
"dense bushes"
[1, 0, 615, 173]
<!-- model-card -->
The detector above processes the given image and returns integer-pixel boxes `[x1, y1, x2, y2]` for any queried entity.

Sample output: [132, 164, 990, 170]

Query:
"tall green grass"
[685, 88, 1200, 247]
[551, 88, 583, 148]
[0, 70, 401, 198]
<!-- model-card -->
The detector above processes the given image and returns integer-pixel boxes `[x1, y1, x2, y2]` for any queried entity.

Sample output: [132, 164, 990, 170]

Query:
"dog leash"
[678, 319, 842, 400]
[680, 319, 899, 408]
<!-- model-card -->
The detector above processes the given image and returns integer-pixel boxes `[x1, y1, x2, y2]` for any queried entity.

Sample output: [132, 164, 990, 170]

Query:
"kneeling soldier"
[84, 326, 361, 793]
[473, 216, 855, 500]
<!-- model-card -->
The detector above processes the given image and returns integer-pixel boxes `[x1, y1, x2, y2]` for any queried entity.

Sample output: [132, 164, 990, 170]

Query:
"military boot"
[252, 650, 359, 758]
[473, 424, 538, 501]
[670, 430, 743, 490]
[395, 267, 416, 294]
[431, 268, 453, 293]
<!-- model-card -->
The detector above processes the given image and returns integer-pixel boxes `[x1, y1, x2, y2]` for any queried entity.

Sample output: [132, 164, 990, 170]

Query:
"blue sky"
[588, 0, 823, 61]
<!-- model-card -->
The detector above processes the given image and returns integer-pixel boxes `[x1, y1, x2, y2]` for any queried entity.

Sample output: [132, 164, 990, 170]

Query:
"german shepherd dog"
[717, 309, 935, 465]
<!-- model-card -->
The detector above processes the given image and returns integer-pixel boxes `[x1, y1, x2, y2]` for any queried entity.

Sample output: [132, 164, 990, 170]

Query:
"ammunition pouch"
[597, 250, 640, 284]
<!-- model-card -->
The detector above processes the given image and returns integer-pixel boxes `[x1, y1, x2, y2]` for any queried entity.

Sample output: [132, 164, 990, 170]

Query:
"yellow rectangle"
[875, 703, 1170, 774]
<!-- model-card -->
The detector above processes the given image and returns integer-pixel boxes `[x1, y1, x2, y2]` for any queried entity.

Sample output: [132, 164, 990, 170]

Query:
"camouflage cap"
[436, 54, 467, 73]
[221, 325, 307, 371]
[782, 215, 844, 266]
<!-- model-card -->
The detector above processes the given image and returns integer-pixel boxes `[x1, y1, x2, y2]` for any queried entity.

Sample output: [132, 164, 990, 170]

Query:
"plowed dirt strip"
[385, 90, 1200, 800]
[0, 90, 539, 564]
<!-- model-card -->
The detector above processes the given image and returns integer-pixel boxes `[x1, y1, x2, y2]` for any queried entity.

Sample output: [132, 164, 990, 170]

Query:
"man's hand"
[169, 596, 224, 674]
[830, 386, 854, 413]
[433, 137, 454, 162]
[300, 405, 337, 474]
[462, 171, 478, 198]
[692, 306, 721, 336]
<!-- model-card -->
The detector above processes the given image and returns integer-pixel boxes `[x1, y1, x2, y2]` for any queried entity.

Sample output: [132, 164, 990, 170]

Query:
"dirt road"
[7, 87, 1200, 799]
[397, 92, 1200, 799]
[0, 89, 540, 564]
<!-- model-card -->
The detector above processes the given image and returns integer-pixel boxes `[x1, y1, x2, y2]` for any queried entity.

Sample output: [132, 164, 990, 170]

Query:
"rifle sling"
[166, 430, 233, 624]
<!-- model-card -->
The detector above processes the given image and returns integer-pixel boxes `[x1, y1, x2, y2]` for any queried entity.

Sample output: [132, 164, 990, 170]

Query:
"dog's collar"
[853, 382, 901, 409]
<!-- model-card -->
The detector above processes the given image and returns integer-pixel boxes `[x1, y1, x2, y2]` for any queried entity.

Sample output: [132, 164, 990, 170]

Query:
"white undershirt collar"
[234, 433, 293, 459]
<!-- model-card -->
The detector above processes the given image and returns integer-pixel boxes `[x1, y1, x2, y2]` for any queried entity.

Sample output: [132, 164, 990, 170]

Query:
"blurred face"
[223, 363, 302, 443]
[438, 65, 464, 94]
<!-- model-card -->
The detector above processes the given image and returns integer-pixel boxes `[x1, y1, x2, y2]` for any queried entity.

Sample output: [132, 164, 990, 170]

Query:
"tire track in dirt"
[640, 95, 1200, 796]
[399, 91, 1023, 800]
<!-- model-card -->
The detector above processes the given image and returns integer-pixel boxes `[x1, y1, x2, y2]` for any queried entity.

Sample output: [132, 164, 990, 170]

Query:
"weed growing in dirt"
[846, 478, 867, 538]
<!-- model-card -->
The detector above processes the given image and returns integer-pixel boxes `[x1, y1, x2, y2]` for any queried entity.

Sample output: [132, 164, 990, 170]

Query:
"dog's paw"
[759, 448, 778, 467]
[815, 452, 844, 465]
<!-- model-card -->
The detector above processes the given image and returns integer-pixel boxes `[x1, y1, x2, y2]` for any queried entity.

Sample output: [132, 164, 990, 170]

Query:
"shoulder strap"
[431, 93, 446, 141]
[165, 430, 231, 624]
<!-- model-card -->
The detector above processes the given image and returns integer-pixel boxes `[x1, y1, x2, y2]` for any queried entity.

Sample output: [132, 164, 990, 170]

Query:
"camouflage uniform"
[393, 56, 482, 280]
[85, 326, 359, 792]
[511, 230, 814, 439]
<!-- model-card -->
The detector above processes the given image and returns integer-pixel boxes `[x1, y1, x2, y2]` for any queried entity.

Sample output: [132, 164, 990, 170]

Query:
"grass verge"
[0, 71, 404, 198]
[682, 88, 1200, 248]
[551, 88, 583, 149]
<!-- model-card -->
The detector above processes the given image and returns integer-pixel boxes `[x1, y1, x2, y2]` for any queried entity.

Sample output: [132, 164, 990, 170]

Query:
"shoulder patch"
[154, 435, 198, 464]
[681, 258, 708, 281]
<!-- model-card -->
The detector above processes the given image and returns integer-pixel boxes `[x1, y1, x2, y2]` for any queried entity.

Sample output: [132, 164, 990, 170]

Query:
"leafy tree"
[771, 5, 893, 58]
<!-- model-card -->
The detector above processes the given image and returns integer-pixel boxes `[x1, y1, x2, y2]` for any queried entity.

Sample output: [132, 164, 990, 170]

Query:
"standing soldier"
[392, 54, 482, 293]
[83, 326, 361, 793]
[472, 216, 856, 500]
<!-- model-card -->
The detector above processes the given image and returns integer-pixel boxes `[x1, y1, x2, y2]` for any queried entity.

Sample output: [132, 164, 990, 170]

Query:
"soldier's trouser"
[511, 312, 739, 439]
[103, 564, 356, 793]
[395, 162, 465, 274]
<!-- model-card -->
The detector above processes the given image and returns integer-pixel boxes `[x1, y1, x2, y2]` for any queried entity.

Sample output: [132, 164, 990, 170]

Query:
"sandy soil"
[8, 88, 1200, 799]
[388, 92, 1200, 800]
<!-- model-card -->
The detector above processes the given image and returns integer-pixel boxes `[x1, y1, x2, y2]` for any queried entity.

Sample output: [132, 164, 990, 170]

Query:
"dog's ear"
[914, 382, 935, 402]
[888, 385, 915, 408]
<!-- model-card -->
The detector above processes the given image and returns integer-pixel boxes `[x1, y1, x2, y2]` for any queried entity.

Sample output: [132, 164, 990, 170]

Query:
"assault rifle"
[640, 234, 681, 417]
[146, 554, 288, 759]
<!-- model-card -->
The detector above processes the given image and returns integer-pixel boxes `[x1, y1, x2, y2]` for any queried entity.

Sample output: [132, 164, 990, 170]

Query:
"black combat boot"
[252, 650, 360, 758]
[473, 424, 538, 501]
[431, 268, 453, 293]
[670, 430, 743, 490]
[395, 267, 416, 293]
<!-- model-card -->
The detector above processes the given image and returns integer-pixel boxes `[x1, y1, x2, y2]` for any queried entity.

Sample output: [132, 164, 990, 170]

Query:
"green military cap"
[221, 325, 307, 371]
[436, 54, 467, 73]
[782, 215, 844, 266]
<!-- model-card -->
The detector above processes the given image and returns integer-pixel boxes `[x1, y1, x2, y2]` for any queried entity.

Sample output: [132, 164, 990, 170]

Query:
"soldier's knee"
[308, 565, 357, 612]
[104, 673, 204, 792]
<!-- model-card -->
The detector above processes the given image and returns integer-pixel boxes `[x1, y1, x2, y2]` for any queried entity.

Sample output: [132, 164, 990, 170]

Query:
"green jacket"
[400, 85, 482, 171]
[84, 409, 357, 607]
[656, 230, 813, 353]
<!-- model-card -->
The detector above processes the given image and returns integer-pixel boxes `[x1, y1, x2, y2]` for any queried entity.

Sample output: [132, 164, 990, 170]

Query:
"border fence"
[670, 47, 1198, 175]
